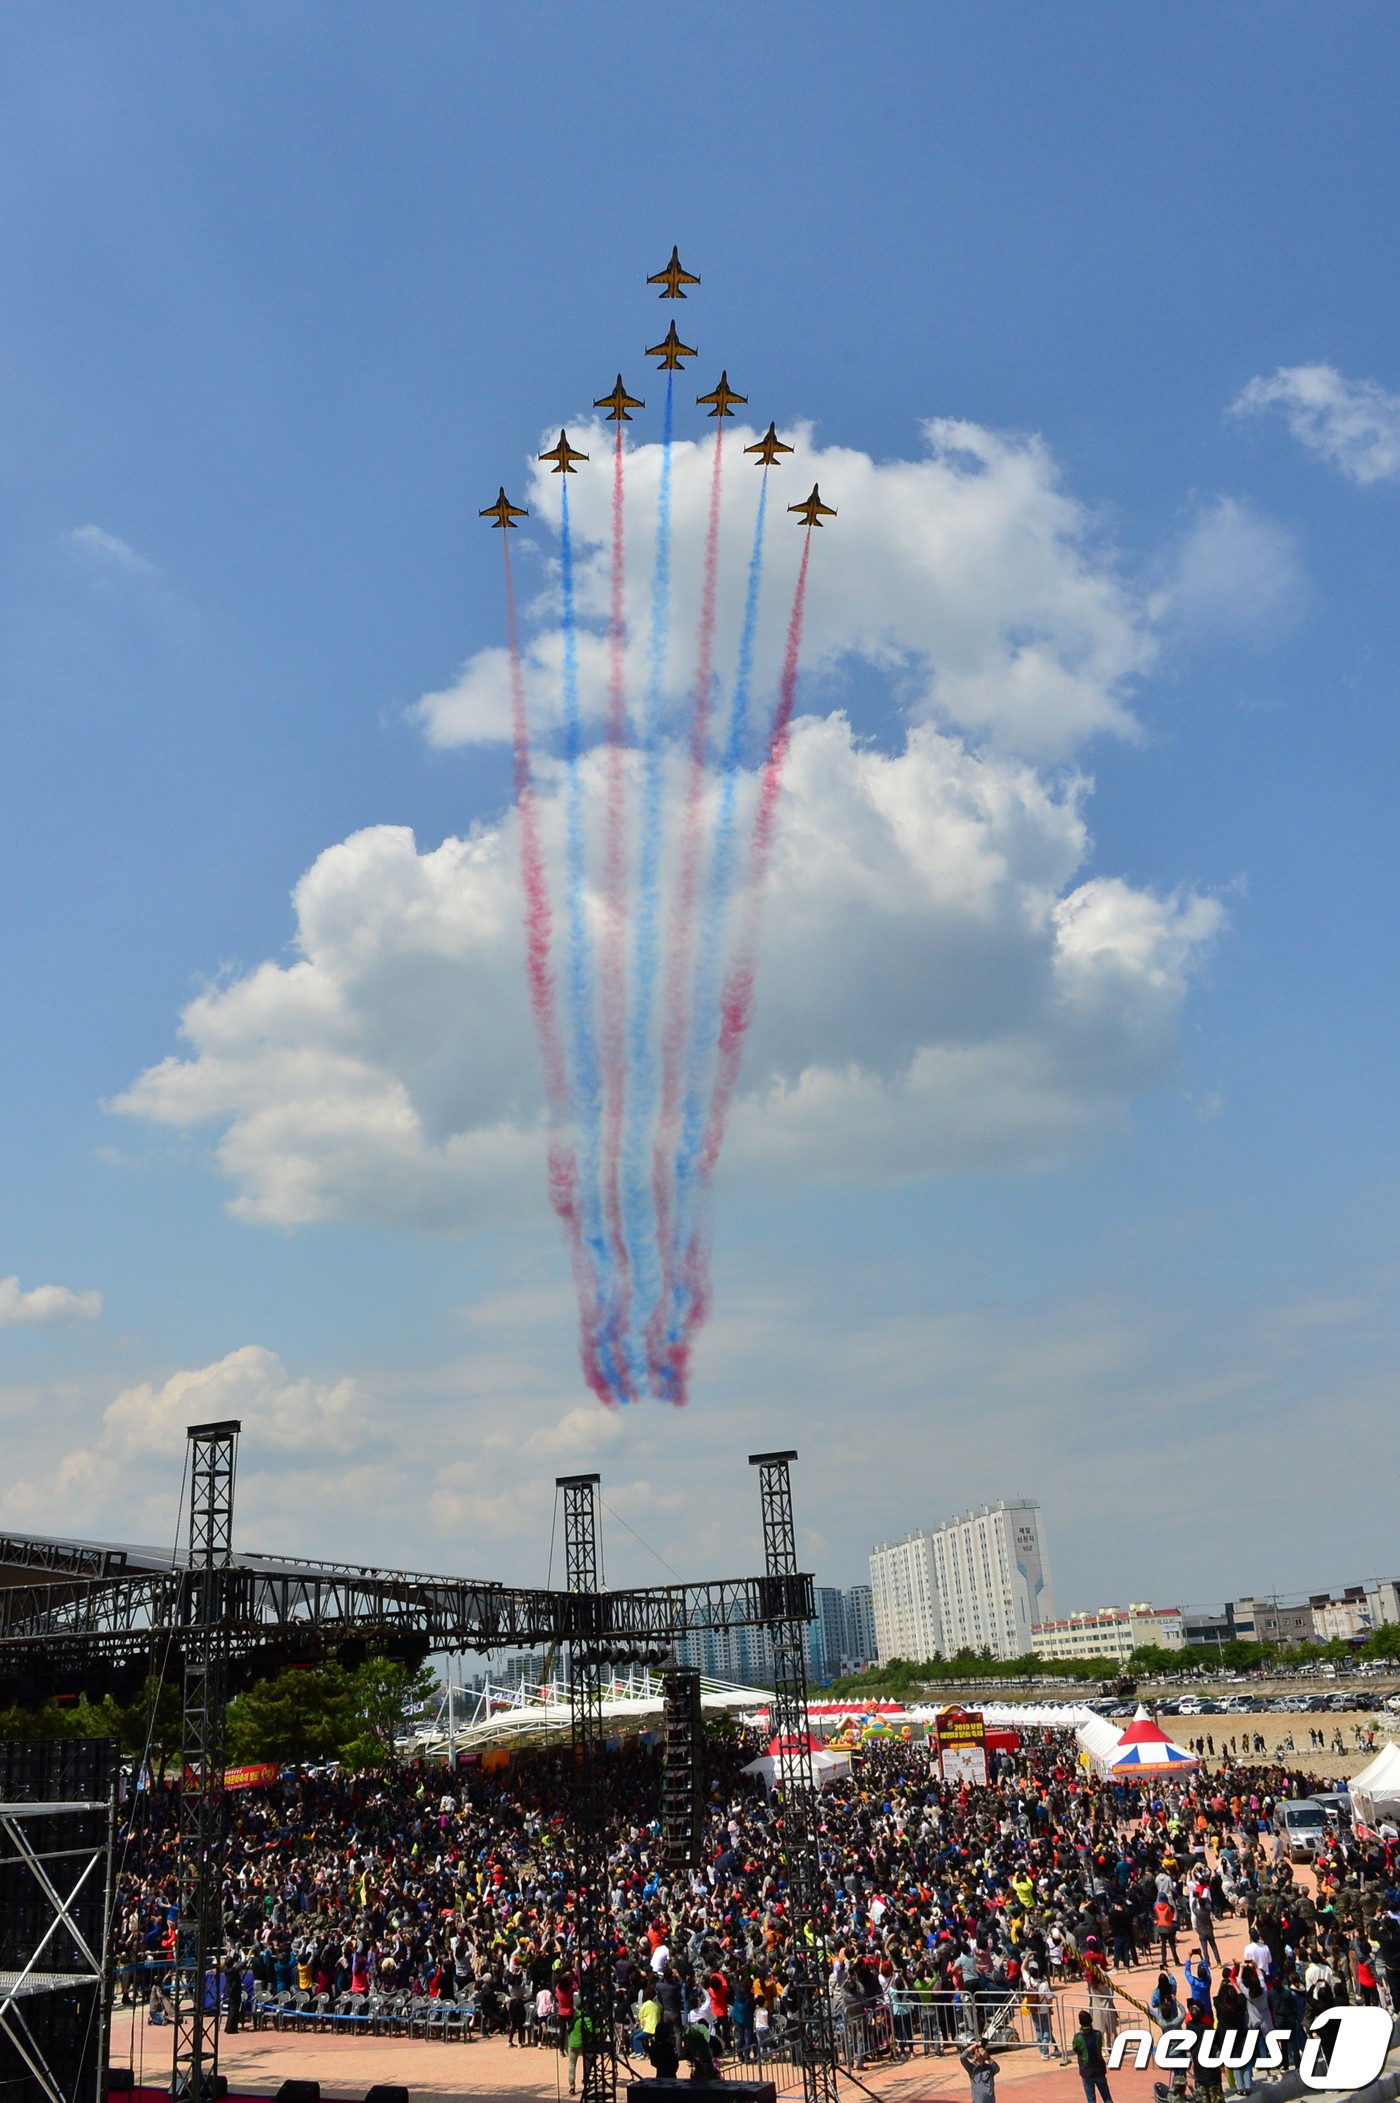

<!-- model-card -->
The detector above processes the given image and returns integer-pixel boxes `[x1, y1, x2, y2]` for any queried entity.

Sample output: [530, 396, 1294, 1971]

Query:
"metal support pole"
[171, 1420, 239, 2103]
[749, 1451, 838, 2103]
[557, 1474, 614, 2103]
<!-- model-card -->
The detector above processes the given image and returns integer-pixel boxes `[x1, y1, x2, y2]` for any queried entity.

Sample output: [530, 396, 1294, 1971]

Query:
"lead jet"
[647, 245, 700, 298]
[594, 375, 645, 422]
[646, 320, 698, 369]
[744, 422, 795, 468]
[479, 487, 529, 529]
[697, 371, 747, 419]
[539, 431, 589, 474]
[788, 484, 837, 526]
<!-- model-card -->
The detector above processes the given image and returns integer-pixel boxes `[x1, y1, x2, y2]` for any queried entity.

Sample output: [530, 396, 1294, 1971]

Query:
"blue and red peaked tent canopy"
[1107, 1706, 1198, 1775]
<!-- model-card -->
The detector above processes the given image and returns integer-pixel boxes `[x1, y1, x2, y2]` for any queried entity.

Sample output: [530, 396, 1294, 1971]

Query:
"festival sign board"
[934, 1704, 987, 1787]
[223, 1762, 281, 1791]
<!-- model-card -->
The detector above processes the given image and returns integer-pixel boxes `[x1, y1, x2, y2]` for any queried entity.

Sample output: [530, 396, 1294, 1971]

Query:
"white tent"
[742, 1734, 852, 1794]
[1350, 1740, 1400, 1831]
[1077, 1712, 1127, 1777]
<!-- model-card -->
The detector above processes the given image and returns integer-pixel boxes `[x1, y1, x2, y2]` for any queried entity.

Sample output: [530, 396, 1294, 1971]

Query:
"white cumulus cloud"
[0, 1276, 102, 1328]
[1233, 363, 1400, 485]
[111, 414, 1221, 1237]
[418, 418, 1151, 761]
[114, 718, 1221, 1225]
[1, 1346, 365, 1534]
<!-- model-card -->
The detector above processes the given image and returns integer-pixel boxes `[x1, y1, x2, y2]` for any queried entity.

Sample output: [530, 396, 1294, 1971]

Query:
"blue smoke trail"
[662, 471, 770, 1352]
[620, 371, 675, 1391]
[558, 481, 626, 1403]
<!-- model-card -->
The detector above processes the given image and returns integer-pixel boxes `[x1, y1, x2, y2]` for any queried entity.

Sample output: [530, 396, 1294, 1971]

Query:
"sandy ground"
[1164, 1708, 1397, 1783]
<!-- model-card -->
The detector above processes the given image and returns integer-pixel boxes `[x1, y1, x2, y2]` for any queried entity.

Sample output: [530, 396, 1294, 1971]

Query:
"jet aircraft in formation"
[697, 371, 747, 420]
[479, 487, 528, 529]
[539, 431, 589, 475]
[594, 375, 645, 422]
[647, 245, 700, 298]
[788, 484, 837, 527]
[646, 320, 698, 370]
[745, 422, 795, 468]
[486, 255, 834, 532]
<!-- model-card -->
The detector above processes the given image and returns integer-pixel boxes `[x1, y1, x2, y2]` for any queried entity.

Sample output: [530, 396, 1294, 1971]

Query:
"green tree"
[227, 1665, 354, 1764]
[338, 1658, 439, 1769]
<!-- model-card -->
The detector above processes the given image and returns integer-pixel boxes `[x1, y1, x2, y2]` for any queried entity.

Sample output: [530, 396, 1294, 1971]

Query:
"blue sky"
[2, 5, 1399, 1618]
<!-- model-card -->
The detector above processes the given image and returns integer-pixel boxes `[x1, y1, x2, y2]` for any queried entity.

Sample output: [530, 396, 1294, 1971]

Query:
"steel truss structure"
[0, 1749, 116, 2103]
[751, 1451, 839, 2103]
[0, 1434, 832, 2103]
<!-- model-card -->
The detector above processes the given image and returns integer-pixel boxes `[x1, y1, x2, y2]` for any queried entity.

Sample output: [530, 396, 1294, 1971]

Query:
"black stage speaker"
[660, 1668, 704, 1868]
[628, 2086, 776, 2103]
[363, 2088, 410, 2103]
[276, 2083, 321, 2103]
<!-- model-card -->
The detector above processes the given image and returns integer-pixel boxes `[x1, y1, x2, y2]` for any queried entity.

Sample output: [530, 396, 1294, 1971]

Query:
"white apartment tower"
[870, 1499, 1054, 1664]
[869, 1531, 944, 1664]
[931, 1500, 1052, 1659]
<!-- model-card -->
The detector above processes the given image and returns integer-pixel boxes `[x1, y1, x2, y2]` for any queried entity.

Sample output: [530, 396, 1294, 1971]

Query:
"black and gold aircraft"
[594, 375, 645, 422]
[646, 320, 698, 369]
[479, 488, 529, 529]
[744, 422, 795, 468]
[697, 371, 747, 420]
[539, 431, 590, 475]
[647, 245, 700, 298]
[788, 484, 837, 527]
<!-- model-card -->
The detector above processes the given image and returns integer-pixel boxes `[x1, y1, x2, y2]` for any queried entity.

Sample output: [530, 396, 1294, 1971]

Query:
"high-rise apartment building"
[844, 1585, 877, 1668]
[869, 1531, 944, 1664]
[870, 1500, 1053, 1663]
[808, 1585, 880, 1680]
[930, 1500, 1052, 1658]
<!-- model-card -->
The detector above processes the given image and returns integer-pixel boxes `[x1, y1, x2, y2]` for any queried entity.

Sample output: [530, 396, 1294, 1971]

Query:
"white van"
[1272, 1798, 1328, 1860]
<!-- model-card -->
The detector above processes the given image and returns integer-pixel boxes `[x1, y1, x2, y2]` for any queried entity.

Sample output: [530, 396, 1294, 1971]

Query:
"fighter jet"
[744, 422, 795, 468]
[647, 245, 700, 298]
[646, 320, 698, 369]
[479, 487, 529, 529]
[539, 431, 589, 475]
[788, 484, 837, 527]
[696, 371, 747, 419]
[594, 375, 645, 422]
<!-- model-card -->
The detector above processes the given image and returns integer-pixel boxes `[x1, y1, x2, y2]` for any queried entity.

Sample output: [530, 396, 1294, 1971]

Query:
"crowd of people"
[111, 1724, 1400, 2098]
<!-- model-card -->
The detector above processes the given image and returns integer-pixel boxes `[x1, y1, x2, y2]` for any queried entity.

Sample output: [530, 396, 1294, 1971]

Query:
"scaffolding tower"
[170, 1421, 239, 2103]
[749, 1451, 838, 2103]
[557, 1474, 613, 2103]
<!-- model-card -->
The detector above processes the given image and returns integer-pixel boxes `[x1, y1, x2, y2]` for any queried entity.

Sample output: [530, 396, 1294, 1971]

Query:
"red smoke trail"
[502, 537, 608, 1405]
[653, 532, 813, 1409]
[647, 423, 726, 1399]
[701, 527, 812, 1180]
[597, 423, 634, 1393]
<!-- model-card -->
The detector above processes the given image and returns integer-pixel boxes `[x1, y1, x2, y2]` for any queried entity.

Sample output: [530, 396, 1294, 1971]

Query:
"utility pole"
[557, 1474, 614, 2103]
[749, 1451, 839, 2103]
[171, 1420, 239, 2102]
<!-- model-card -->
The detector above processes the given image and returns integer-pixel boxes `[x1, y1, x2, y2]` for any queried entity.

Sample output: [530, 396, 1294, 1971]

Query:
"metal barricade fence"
[837, 1988, 1080, 2069]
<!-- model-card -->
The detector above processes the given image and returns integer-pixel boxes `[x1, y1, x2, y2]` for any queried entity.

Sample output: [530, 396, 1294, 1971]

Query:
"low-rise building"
[1032, 1603, 1184, 1664]
[1310, 1587, 1372, 1643]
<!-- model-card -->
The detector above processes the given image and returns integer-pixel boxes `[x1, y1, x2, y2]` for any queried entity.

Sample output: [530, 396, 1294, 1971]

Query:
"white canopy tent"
[742, 1734, 852, 1794]
[1077, 1712, 1127, 1776]
[1350, 1740, 1400, 1831]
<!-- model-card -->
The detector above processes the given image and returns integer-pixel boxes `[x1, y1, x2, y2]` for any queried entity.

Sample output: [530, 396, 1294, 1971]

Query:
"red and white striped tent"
[1106, 1706, 1198, 1776]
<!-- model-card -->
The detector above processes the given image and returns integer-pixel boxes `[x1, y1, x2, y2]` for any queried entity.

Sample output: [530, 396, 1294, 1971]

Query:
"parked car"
[1272, 1798, 1329, 1860]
